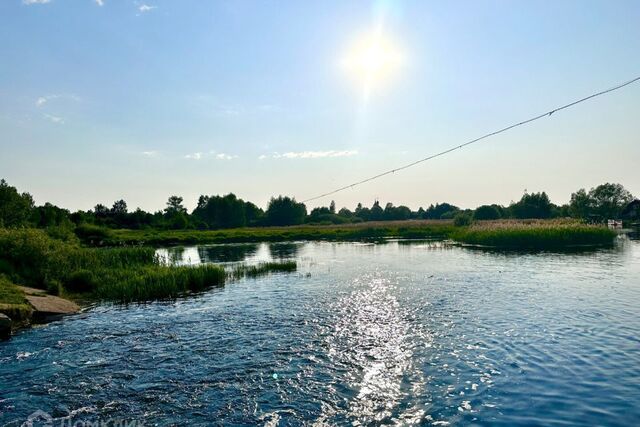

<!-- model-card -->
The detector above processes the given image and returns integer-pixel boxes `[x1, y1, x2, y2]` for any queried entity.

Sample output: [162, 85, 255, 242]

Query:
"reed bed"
[229, 261, 297, 280]
[0, 228, 298, 304]
[451, 219, 616, 249]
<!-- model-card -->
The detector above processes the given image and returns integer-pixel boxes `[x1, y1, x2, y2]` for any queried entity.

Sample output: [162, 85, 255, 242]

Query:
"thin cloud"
[262, 150, 358, 159]
[95, 0, 104, 6]
[184, 152, 203, 160]
[141, 151, 158, 157]
[35, 94, 80, 107]
[44, 114, 64, 124]
[184, 151, 238, 161]
[138, 4, 156, 13]
[23, 0, 51, 4]
[215, 153, 237, 160]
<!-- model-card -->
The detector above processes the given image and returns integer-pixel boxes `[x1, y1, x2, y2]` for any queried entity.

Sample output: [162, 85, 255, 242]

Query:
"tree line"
[0, 179, 637, 231]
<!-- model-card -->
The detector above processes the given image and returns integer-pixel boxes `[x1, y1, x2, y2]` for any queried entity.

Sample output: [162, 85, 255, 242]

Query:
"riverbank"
[0, 277, 81, 338]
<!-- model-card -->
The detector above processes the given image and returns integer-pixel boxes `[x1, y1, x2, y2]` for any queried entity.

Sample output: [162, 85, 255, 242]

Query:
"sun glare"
[342, 31, 404, 94]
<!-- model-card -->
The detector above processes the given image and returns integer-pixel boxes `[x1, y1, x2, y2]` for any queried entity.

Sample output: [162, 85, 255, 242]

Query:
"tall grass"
[451, 219, 616, 249]
[229, 261, 297, 280]
[0, 228, 297, 304]
[93, 264, 226, 303]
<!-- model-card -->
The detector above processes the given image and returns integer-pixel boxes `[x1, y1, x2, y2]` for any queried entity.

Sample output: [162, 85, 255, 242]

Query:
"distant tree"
[111, 199, 128, 215]
[196, 195, 209, 210]
[244, 201, 264, 226]
[354, 203, 370, 221]
[382, 203, 411, 221]
[0, 179, 34, 227]
[474, 204, 502, 220]
[423, 203, 459, 220]
[31, 202, 72, 228]
[588, 183, 634, 220]
[93, 204, 109, 217]
[265, 196, 307, 226]
[329, 200, 336, 214]
[569, 183, 634, 221]
[165, 196, 187, 214]
[192, 193, 248, 229]
[569, 189, 592, 219]
[338, 207, 353, 217]
[510, 192, 553, 219]
[369, 201, 384, 221]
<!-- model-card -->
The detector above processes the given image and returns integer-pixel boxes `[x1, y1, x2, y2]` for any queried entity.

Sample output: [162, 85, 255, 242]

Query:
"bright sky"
[1, 0, 639, 212]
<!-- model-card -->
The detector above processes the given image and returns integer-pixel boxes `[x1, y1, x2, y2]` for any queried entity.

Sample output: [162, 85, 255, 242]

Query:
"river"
[1, 239, 639, 426]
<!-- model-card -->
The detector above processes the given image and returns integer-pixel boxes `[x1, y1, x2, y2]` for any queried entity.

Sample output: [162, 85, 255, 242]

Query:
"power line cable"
[301, 76, 640, 203]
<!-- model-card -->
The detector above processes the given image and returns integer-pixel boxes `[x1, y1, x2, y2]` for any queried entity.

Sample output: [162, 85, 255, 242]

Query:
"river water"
[1, 239, 639, 426]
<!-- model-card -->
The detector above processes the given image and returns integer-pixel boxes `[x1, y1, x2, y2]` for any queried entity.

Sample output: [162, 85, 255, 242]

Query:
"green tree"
[265, 196, 307, 226]
[511, 192, 553, 219]
[474, 204, 502, 220]
[589, 183, 634, 220]
[111, 199, 128, 215]
[569, 189, 592, 219]
[165, 196, 187, 214]
[423, 203, 459, 219]
[0, 179, 34, 227]
[569, 183, 634, 221]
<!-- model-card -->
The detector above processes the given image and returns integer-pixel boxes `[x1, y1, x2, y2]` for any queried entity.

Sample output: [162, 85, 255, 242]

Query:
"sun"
[342, 31, 404, 94]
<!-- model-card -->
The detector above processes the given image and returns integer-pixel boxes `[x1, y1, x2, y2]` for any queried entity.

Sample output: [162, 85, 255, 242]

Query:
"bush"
[74, 224, 110, 243]
[453, 213, 473, 227]
[65, 270, 96, 293]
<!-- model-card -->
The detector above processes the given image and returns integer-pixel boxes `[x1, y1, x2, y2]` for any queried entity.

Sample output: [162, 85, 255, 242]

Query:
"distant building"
[621, 199, 640, 220]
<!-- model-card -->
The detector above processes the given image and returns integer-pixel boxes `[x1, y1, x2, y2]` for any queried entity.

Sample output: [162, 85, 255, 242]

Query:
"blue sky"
[1, 0, 639, 212]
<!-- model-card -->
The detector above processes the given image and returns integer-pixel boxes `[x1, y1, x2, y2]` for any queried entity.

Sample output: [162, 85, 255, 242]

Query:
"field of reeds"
[0, 228, 296, 305]
[450, 219, 617, 249]
[229, 261, 298, 280]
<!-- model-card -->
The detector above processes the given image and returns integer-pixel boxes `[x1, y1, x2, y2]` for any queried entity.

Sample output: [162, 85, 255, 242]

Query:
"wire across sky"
[301, 76, 640, 203]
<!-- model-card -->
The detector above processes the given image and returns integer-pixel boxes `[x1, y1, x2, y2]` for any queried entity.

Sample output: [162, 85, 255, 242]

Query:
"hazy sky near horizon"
[1, 0, 639, 212]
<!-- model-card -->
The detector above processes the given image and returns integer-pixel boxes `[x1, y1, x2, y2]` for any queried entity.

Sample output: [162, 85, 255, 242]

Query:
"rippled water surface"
[2, 240, 640, 426]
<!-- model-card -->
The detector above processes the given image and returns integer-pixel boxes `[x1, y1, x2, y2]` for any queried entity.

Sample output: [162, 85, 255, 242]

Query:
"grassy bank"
[0, 228, 296, 304]
[99, 220, 455, 246]
[0, 275, 32, 322]
[451, 220, 616, 249]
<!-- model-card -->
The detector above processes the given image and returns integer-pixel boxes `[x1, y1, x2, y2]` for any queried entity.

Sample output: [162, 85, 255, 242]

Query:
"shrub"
[454, 213, 473, 227]
[74, 224, 110, 243]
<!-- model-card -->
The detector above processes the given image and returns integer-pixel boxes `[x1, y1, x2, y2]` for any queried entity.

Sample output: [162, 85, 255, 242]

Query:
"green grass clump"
[0, 275, 32, 322]
[229, 261, 297, 280]
[451, 220, 616, 249]
[93, 264, 226, 303]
